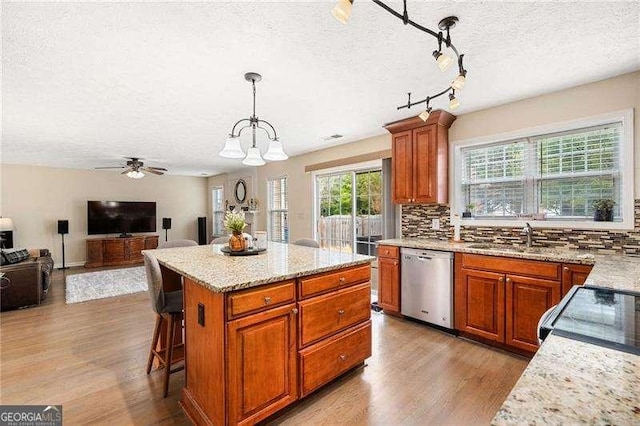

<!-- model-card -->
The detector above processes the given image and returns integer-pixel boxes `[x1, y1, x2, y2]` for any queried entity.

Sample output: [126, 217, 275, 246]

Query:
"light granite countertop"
[378, 238, 640, 424]
[146, 241, 374, 293]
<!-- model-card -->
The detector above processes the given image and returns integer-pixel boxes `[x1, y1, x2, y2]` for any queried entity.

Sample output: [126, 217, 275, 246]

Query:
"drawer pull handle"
[339, 277, 346, 283]
[292, 308, 299, 315]
[264, 296, 272, 305]
[339, 354, 346, 361]
[338, 309, 345, 315]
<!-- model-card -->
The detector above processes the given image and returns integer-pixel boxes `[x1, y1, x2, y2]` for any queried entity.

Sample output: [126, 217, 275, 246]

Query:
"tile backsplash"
[401, 200, 640, 255]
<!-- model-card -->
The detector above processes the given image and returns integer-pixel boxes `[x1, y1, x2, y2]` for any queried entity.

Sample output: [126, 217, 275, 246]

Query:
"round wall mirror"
[234, 179, 247, 204]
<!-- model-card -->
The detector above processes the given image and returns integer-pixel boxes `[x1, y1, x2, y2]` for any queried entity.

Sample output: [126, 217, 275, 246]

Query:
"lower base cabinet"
[180, 263, 372, 425]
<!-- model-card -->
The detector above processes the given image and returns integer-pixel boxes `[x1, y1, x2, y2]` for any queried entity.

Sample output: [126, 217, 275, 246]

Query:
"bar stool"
[144, 251, 185, 397]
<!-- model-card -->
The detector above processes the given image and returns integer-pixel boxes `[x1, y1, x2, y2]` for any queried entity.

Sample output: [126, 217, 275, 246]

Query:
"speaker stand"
[58, 233, 69, 270]
[164, 229, 168, 241]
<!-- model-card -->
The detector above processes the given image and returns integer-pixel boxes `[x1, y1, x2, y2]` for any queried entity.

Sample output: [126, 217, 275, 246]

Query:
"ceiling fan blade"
[146, 166, 168, 171]
[95, 166, 126, 169]
[142, 167, 164, 175]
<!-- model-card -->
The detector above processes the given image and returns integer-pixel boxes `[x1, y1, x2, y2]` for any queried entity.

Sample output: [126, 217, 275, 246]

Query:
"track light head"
[432, 50, 452, 72]
[418, 106, 433, 122]
[449, 92, 460, 111]
[331, 0, 353, 24]
[451, 70, 467, 90]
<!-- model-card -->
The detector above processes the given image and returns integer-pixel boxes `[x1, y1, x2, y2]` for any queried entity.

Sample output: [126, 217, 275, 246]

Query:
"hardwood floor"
[0, 268, 528, 425]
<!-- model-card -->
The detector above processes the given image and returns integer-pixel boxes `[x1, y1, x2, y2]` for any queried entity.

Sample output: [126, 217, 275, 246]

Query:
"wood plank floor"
[0, 267, 528, 425]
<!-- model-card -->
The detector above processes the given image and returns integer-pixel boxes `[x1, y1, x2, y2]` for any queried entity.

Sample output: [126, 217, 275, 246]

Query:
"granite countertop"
[377, 238, 640, 424]
[145, 241, 374, 293]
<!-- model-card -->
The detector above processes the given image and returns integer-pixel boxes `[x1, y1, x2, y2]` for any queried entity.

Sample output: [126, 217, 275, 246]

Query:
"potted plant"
[224, 211, 247, 251]
[593, 199, 615, 222]
[462, 203, 475, 218]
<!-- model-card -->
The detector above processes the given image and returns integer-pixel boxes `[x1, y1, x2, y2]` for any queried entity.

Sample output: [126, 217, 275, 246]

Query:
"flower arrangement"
[224, 211, 247, 234]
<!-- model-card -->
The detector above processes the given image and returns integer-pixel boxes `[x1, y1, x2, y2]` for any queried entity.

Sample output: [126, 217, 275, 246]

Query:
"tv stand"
[119, 233, 133, 238]
[85, 235, 159, 268]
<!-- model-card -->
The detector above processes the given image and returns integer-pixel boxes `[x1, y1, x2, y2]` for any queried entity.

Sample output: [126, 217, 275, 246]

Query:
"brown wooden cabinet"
[377, 245, 400, 314]
[561, 263, 593, 296]
[180, 263, 372, 425]
[384, 110, 456, 204]
[455, 253, 562, 354]
[85, 235, 158, 268]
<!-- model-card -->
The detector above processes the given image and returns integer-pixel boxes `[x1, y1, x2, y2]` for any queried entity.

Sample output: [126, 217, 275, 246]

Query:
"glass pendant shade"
[331, 0, 352, 24]
[436, 53, 453, 72]
[449, 95, 460, 111]
[263, 139, 288, 161]
[418, 109, 431, 122]
[451, 73, 466, 90]
[242, 147, 266, 166]
[127, 170, 145, 179]
[219, 136, 245, 159]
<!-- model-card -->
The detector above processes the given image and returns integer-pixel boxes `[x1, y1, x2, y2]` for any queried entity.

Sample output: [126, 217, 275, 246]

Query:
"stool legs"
[147, 314, 163, 374]
[163, 313, 177, 398]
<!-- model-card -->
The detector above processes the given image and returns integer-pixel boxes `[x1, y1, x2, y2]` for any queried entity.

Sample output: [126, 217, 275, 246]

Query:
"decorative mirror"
[234, 179, 247, 204]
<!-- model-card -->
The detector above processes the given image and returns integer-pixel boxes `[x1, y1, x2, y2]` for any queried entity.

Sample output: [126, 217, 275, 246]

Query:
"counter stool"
[144, 252, 185, 397]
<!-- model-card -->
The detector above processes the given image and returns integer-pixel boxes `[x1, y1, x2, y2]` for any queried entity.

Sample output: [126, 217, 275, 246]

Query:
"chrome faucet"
[522, 222, 533, 248]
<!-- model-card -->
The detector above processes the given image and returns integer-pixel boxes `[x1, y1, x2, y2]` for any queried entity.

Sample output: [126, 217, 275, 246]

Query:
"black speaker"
[58, 220, 69, 235]
[197, 217, 207, 245]
[162, 218, 172, 230]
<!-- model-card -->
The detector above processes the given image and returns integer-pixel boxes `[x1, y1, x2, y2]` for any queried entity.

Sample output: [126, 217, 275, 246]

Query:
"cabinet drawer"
[461, 254, 561, 280]
[298, 264, 370, 299]
[299, 320, 372, 397]
[227, 281, 296, 320]
[377, 245, 399, 259]
[298, 282, 371, 347]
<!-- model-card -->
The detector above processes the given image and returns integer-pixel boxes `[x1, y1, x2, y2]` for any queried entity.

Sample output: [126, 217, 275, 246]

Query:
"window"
[212, 186, 225, 236]
[314, 164, 383, 255]
[454, 110, 634, 229]
[267, 177, 288, 243]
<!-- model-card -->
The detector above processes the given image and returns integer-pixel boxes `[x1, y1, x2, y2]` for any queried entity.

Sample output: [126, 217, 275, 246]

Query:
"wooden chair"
[144, 252, 185, 397]
[293, 238, 320, 248]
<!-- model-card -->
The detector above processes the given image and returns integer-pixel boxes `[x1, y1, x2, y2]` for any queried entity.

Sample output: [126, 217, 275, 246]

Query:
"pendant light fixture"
[219, 72, 287, 166]
[331, 0, 468, 114]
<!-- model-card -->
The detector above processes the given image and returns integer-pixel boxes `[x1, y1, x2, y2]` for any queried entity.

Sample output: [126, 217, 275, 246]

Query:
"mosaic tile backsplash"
[401, 200, 640, 255]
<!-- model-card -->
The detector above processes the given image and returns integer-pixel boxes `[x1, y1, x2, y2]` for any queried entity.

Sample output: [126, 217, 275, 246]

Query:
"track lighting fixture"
[449, 91, 460, 111]
[331, 0, 353, 24]
[331, 1, 468, 115]
[220, 72, 288, 166]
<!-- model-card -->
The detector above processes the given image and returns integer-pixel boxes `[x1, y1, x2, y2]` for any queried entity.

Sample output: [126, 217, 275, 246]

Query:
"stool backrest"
[143, 252, 164, 314]
[293, 238, 320, 248]
[158, 239, 198, 249]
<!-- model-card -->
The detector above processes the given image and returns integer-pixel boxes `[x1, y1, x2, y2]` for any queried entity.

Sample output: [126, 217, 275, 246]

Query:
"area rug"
[65, 266, 147, 304]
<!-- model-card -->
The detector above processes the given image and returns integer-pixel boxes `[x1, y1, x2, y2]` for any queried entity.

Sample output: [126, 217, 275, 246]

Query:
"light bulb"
[418, 107, 432, 122]
[219, 136, 245, 159]
[242, 147, 266, 166]
[433, 50, 452, 72]
[449, 93, 460, 111]
[451, 72, 466, 90]
[263, 139, 288, 161]
[331, 0, 353, 24]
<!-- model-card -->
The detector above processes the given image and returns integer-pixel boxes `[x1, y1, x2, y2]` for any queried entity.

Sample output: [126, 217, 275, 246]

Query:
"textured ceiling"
[2, 1, 639, 176]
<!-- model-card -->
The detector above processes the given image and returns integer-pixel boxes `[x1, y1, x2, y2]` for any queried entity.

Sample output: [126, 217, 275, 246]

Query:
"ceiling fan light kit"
[331, 0, 468, 115]
[220, 72, 288, 166]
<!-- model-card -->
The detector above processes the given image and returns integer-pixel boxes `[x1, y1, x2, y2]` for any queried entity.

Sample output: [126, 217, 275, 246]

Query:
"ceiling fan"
[95, 157, 167, 179]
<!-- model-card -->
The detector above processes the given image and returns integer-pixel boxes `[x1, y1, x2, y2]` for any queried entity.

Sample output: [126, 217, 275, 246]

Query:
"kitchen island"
[149, 242, 374, 425]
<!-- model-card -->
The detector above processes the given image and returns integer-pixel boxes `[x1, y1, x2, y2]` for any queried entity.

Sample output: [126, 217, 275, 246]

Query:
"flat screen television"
[87, 201, 157, 236]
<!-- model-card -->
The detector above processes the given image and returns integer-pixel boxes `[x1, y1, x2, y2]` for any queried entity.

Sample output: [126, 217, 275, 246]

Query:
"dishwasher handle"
[417, 256, 432, 261]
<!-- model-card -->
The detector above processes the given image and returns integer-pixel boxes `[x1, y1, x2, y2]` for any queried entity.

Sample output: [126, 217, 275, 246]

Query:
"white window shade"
[268, 177, 289, 243]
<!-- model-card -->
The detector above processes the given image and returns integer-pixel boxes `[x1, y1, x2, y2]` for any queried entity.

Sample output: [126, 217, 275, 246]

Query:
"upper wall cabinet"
[384, 110, 456, 204]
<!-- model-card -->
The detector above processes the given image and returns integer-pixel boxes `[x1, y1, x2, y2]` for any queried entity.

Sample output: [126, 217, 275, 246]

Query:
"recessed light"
[323, 134, 343, 141]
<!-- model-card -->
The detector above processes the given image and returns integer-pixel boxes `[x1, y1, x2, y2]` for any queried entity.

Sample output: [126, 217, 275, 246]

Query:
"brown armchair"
[1, 249, 54, 311]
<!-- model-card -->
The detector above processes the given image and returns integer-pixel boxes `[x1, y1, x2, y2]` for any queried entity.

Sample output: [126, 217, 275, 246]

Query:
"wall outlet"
[432, 218, 440, 230]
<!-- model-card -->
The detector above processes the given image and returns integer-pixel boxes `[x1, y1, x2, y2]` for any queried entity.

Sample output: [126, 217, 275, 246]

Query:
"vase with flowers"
[224, 211, 247, 252]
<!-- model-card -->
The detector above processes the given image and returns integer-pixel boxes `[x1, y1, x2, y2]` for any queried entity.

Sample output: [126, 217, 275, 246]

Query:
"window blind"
[268, 177, 289, 242]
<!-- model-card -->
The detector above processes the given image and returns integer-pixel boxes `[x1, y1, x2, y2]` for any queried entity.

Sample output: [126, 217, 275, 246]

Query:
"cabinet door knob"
[292, 308, 299, 315]
[563, 266, 570, 272]
[506, 277, 512, 284]
[498, 277, 504, 283]
[338, 309, 345, 315]
[394, 261, 399, 266]
[339, 354, 347, 361]
[264, 296, 272, 305]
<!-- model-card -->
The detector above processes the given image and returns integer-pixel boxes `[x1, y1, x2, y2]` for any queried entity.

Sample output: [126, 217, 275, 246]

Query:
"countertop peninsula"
[148, 241, 374, 292]
[377, 237, 640, 425]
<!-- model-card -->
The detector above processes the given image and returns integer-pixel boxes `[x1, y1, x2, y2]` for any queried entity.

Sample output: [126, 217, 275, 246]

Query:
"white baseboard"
[55, 261, 85, 268]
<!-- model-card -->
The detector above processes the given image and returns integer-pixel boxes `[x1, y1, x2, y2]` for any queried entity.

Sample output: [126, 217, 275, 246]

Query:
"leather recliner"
[1, 249, 54, 311]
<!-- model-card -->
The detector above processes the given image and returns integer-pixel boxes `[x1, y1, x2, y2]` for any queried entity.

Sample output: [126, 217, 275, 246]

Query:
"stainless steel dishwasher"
[400, 247, 454, 328]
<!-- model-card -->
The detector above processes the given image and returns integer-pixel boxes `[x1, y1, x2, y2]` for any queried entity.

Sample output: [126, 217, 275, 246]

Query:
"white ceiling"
[2, 1, 639, 176]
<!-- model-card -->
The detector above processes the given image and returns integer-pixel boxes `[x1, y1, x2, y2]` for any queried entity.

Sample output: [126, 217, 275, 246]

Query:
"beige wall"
[0, 164, 208, 266]
[241, 71, 639, 241]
